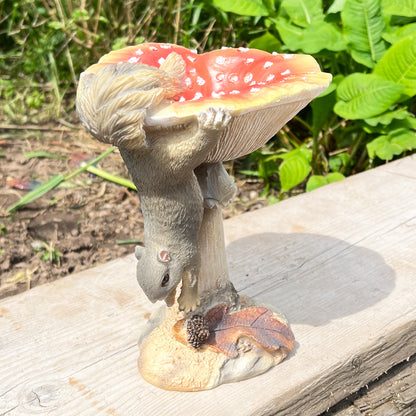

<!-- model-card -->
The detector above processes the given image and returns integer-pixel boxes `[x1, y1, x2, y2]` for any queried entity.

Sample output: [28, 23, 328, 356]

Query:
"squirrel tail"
[76, 53, 186, 150]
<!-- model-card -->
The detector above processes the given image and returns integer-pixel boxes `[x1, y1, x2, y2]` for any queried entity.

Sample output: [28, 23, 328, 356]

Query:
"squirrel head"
[135, 246, 182, 304]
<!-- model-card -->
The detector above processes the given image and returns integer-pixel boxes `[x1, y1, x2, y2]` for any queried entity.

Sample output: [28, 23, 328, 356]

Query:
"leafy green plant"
[2, 0, 415, 198]
[0, 0, 251, 121]
[215, 0, 416, 194]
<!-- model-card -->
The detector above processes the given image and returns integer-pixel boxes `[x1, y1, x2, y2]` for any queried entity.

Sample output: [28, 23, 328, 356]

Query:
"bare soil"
[0, 123, 268, 299]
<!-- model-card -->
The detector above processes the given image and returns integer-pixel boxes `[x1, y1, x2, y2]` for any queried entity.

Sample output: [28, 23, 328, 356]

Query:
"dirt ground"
[0, 122, 268, 299]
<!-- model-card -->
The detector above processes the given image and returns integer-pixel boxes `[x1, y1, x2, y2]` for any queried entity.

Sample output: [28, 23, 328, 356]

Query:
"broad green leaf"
[272, 145, 312, 162]
[367, 129, 416, 160]
[342, 0, 387, 67]
[365, 108, 412, 126]
[382, 0, 416, 17]
[275, 19, 346, 53]
[367, 136, 403, 160]
[311, 87, 336, 137]
[213, 0, 269, 16]
[275, 18, 303, 50]
[248, 32, 281, 52]
[299, 22, 346, 53]
[390, 128, 416, 151]
[280, 0, 323, 27]
[328, 0, 347, 13]
[278, 150, 311, 192]
[334, 73, 403, 119]
[329, 153, 351, 172]
[382, 23, 416, 44]
[306, 172, 345, 192]
[374, 35, 416, 97]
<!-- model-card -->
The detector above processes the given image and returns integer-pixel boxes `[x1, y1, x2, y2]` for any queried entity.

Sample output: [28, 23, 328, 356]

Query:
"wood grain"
[1, 155, 416, 415]
[327, 354, 416, 415]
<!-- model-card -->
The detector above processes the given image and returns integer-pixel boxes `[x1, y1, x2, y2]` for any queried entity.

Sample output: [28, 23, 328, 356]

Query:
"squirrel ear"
[157, 249, 171, 263]
[135, 245, 144, 260]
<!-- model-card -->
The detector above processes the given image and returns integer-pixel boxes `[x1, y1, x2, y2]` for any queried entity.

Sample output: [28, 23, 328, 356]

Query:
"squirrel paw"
[178, 289, 200, 313]
[198, 107, 231, 131]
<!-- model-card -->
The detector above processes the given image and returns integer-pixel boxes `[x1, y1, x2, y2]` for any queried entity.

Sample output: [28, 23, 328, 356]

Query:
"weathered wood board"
[327, 354, 416, 415]
[1, 155, 416, 416]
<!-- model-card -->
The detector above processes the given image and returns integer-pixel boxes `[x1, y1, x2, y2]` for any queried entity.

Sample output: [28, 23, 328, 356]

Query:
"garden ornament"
[76, 43, 331, 391]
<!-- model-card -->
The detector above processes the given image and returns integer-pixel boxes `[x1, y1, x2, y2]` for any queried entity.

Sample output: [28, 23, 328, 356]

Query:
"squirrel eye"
[161, 273, 170, 287]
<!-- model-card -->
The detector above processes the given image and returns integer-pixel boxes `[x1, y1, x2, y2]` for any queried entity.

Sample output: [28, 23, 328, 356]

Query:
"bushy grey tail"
[76, 53, 186, 150]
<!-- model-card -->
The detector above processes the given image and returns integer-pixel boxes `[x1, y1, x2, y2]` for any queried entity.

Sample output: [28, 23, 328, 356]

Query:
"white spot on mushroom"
[149, 46, 158, 51]
[264, 61, 273, 68]
[158, 57, 166, 65]
[187, 55, 196, 62]
[189, 68, 197, 76]
[117, 61, 124, 65]
[302, 76, 308, 81]
[221, 46, 229, 50]
[283, 54, 294, 59]
[258, 82, 266, 85]
[178, 96, 186, 102]
[229, 74, 239, 83]
[128, 56, 140, 63]
[249, 80, 256, 86]
[230, 90, 240, 95]
[135, 49, 144, 55]
[239, 47, 249, 52]
[196, 76, 206, 86]
[267, 74, 275, 82]
[245, 58, 254, 64]
[185, 77, 192, 87]
[190, 49, 198, 54]
[216, 73, 225, 81]
[215, 56, 226, 65]
[244, 73, 253, 83]
[192, 92, 203, 101]
[250, 87, 260, 92]
[272, 52, 278, 55]
[281, 69, 291, 75]
[211, 91, 225, 98]
[160, 44, 172, 49]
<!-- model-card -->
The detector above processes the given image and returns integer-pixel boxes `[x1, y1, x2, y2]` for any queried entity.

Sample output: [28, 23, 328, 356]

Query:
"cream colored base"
[138, 296, 290, 392]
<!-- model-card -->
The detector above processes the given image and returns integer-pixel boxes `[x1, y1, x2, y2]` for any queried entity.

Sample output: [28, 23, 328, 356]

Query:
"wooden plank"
[326, 354, 416, 415]
[1, 155, 416, 416]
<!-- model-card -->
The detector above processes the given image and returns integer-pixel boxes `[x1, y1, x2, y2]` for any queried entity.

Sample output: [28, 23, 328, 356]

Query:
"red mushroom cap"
[83, 43, 331, 162]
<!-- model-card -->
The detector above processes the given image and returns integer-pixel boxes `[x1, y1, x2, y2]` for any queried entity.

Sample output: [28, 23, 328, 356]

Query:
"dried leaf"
[205, 304, 295, 358]
[172, 304, 295, 359]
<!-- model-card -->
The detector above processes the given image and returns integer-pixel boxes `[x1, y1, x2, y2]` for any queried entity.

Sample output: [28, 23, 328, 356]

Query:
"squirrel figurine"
[76, 53, 232, 311]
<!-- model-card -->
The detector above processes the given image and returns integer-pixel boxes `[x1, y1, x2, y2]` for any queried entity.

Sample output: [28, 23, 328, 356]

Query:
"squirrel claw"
[198, 108, 231, 131]
[178, 291, 200, 313]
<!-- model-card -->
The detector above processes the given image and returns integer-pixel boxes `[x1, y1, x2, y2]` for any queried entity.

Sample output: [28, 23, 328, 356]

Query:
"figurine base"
[138, 295, 292, 391]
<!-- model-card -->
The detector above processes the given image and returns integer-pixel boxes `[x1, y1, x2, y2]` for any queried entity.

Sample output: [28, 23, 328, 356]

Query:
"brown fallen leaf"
[205, 304, 295, 358]
[173, 304, 295, 358]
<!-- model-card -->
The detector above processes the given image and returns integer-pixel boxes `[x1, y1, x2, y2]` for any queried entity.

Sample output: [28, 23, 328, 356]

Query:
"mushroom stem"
[197, 204, 229, 295]
[194, 162, 236, 299]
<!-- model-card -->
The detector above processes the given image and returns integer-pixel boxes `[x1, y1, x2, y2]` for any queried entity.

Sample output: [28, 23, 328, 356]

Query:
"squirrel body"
[76, 55, 232, 311]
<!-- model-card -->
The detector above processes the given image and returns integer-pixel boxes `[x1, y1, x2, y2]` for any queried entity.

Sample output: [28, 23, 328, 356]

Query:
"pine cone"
[186, 315, 210, 348]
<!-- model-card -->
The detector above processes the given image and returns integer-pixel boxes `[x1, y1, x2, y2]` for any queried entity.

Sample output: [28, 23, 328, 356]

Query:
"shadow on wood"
[227, 232, 395, 326]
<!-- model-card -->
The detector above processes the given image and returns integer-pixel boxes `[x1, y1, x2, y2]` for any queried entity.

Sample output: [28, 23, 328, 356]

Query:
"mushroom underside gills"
[205, 99, 310, 163]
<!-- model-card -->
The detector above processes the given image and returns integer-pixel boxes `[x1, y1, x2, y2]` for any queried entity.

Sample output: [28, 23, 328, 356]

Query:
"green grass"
[1, 0, 415, 198]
